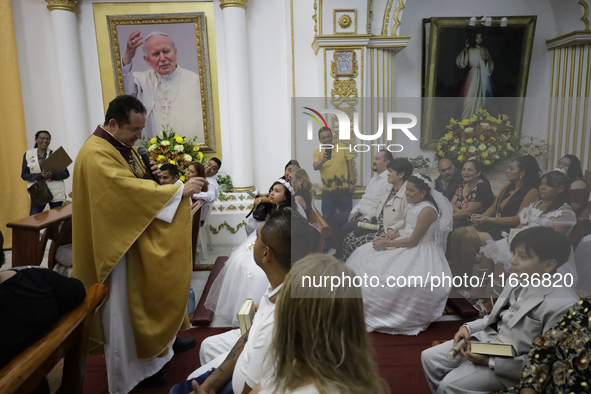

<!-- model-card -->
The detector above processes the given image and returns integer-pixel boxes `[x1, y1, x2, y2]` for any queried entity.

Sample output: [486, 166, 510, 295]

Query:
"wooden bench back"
[0, 283, 108, 394]
[308, 204, 332, 253]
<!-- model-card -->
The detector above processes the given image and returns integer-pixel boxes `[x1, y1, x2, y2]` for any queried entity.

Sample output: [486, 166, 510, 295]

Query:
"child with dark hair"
[346, 174, 454, 335]
[422, 227, 578, 394]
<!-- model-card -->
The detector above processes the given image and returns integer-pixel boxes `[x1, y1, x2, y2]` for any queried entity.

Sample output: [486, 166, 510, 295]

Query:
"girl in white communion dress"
[346, 174, 453, 336]
[204, 179, 295, 326]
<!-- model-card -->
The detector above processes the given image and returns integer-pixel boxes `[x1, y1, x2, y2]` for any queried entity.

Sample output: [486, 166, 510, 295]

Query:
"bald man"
[122, 31, 204, 140]
[434, 158, 463, 201]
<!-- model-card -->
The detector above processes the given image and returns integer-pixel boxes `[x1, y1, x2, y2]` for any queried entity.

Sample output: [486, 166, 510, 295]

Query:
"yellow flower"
[197, 152, 204, 160]
[466, 138, 473, 143]
[444, 132, 453, 141]
[193, 146, 200, 152]
[175, 136, 184, 144]
[180, 175, 186, 182]
[157, 155, 165, 162]
[150, 138, 157, 144]
[481, 152, 489, 158]
[457, 155, 465, 162]
[484, 160, 491, 165]
[460, 119, 470, 126]
[460, 147, 467, 152]
[438, 150, 444, 156]
[479, 135, 485, 141]
[169, 160, 176, 165]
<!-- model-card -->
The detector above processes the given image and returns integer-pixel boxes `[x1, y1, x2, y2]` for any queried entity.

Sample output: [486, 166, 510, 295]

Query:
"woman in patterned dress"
[450, 160, 495, 229]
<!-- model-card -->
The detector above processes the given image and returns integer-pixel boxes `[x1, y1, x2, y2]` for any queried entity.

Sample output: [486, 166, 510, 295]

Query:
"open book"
[471, 342, 516, 357]
[237, 299, 255, 335]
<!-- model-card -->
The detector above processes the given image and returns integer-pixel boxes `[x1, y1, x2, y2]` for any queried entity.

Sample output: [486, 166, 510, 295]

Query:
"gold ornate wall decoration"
[339, 14, 352, 29]
[579, 0, 591, 31]
[45, 0, 78, 13]
[333, 9, 357, 35]
[313, 0, 318, 35]
[381, 0, 394, 36]
[367, 0, 373, 34]
[219, 0, 248, 10]
[209, 221, 247, 234]
[391, 0, 406, 36]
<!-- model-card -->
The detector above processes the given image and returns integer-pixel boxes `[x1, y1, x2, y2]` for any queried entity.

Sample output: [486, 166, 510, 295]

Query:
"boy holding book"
[422, 227, 578, 393]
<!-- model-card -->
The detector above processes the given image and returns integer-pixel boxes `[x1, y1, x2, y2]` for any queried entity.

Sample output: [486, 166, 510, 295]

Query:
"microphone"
[137, 146, 161, 185]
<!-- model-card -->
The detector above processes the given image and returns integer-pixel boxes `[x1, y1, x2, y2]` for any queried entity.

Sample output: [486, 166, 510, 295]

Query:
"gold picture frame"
[93, 2, 221, 155]
[421, 16, 537, 149]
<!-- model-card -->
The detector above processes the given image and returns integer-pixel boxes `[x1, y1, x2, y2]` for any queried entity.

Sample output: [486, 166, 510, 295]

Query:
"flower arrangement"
[517, 135, 548, 158]
[140, 126, 205, 181]
[436, 108, 519, 168]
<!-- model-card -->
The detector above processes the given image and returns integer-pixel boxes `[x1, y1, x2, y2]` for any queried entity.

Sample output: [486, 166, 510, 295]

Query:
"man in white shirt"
[192, 158, 222, 222]
[181, 209, 314, 394]
[121, 31, 204, 140]
[326, 150, 392, 259]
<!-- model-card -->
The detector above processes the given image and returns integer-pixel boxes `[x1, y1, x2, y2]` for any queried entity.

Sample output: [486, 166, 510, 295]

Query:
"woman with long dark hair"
[557, 154, 590, 215]
[450, 155, 540, 279]
[345, 175, 454, 335]
[21, 130, 70, 215]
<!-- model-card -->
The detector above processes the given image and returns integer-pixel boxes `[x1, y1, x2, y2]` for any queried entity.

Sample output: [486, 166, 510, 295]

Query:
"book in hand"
[470, 342, 516, 357]
[40, 146, 72, 172]
[237, 299, 255, 335]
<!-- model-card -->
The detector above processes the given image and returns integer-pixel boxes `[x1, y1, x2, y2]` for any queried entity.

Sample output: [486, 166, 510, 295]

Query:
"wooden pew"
[7, 204, 72, 268]
[309, 204, 332, 253]
[0, 283, 109, 394]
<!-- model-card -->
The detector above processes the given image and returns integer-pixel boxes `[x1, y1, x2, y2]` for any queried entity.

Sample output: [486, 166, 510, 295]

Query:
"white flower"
[148, 145, 157, 152]
[469, 146, 476, 153]
[184, 154, 192, 161]
[481, 123, 490, 129]
[465, 127, 474, 132]
[161, 140, 171, 146]
[174, 144, 184, 152]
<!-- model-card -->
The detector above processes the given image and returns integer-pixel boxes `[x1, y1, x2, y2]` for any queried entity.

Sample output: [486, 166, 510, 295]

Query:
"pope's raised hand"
[122, 30, 144, 67]
[183, 177, 208, 198]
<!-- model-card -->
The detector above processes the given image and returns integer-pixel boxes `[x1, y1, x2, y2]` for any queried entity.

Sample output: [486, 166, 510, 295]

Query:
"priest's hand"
[150, 161, 161, 178]
[122, 30, 144, 67]
[183, 177, 207, 198]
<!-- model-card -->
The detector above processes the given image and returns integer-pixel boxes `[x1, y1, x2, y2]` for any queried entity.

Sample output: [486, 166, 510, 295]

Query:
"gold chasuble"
[73, 128, 191, 359]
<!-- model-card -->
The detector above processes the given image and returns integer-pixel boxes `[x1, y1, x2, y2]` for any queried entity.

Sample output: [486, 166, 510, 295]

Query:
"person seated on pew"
[323, 149, 392, 256]
[468, 171, 577, 302]
[205, 180, 295, 327]
[0, 230, 86, 394]
[192, 158, 221, 224]
[435, 157, 463, 202]
[341, 158, 413, 261]
[279, 159, 300, 181]
[450, 160, 494, 229]
[422, 227, 578, 394]
[556, 154, 590, 215]
[495, 297, 591, 394]
[234, 254, 389, 394]
[160, 163, 182, 185]
[180, 209, 314, 394]
[291, 168, 313, 220]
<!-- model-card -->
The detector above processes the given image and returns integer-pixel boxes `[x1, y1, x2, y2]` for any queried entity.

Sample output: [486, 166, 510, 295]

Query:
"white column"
[45, 1, 89, 157]
[220, 0, 254, 191]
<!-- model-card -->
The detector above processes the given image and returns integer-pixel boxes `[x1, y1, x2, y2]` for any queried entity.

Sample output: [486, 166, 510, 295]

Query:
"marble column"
[45, 0, 89, 157]
[219, 0, 254, 191]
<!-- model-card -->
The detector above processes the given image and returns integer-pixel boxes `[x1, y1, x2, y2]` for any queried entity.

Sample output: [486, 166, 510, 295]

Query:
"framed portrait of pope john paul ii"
[421, 16, 536, 149]
[94, 3, 221, 154]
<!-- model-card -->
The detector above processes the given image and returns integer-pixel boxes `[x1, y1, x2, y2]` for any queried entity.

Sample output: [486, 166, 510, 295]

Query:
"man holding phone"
[312, 127, 355, 221]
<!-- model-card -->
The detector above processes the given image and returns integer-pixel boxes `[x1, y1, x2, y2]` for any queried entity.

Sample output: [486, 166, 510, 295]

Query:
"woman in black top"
[0, 231, 86, 393]
[451, 160, 495, 229]
[292, 168, 313, 219]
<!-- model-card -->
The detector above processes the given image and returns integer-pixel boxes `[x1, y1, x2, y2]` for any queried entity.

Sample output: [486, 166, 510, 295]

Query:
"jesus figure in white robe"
[455, 33, 494, 120]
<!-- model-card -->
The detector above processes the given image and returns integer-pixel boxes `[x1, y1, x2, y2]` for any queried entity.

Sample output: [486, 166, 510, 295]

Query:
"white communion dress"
[480, 202, 578, 287]
[346, 200, 453, 336]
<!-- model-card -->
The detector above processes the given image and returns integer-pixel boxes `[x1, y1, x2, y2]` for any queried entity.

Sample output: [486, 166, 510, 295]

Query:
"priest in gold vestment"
[73, 95, 206, 393]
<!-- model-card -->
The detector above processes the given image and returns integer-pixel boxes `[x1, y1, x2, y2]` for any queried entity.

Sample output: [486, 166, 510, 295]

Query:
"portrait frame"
[334, 50, 355, 77]
[421, 16, 537, 149]
[93, 2, 221, 155]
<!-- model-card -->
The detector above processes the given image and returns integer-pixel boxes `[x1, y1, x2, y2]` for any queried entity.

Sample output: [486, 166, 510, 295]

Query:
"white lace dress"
[480, 202, 578, 284]
[345, 201, 452, 336]
[204, 230, 269, 327]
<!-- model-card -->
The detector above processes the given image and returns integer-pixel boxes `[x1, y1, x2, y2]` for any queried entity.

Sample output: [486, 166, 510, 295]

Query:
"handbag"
[28, 180, 53, 206]
[246, 202, 274, 221]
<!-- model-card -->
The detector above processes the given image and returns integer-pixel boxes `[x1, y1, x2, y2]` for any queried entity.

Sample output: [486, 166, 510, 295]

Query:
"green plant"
[216, 172, 233, 201]
[409, 155, 431, 169]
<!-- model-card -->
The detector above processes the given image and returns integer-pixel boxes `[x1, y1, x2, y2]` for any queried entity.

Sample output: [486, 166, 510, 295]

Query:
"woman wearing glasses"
[21, 130, 70, 215]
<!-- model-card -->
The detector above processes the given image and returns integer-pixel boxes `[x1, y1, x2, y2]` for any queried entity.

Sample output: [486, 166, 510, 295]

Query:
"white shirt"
[350, 170, 389, 216]
[122, 63, 204, 141]
[232, 284, 282, 393]
[193, 176, 219, 202]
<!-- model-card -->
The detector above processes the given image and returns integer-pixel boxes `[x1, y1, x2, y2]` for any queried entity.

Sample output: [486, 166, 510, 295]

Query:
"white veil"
[431, 189, 453, 253]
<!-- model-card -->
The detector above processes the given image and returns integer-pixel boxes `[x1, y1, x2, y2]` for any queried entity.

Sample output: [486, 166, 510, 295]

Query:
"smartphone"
[325, 147, 332, 160]
[246, 190, 257, 198]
